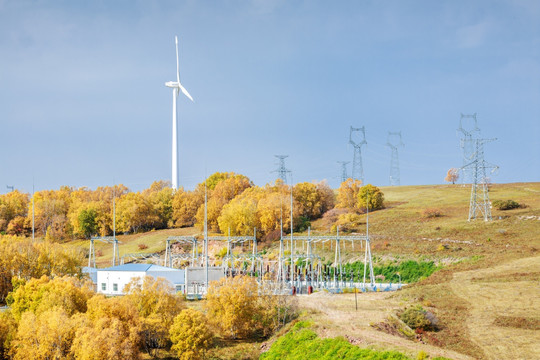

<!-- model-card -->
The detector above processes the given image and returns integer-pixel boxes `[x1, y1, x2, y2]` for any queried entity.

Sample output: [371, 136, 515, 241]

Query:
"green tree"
[78, 208, 98, 238]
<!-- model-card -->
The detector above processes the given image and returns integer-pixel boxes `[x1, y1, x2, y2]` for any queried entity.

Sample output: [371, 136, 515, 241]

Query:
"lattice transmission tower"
[461, 138, 498, 221]
[272, 155, 291, 184]
[457, 113, 480, 184]
[349, 126, 367, 183]
[387, 131, 404, 186]
[337, 161, 350, 183]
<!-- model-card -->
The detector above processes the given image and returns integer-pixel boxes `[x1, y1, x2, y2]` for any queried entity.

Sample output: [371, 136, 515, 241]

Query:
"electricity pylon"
[461, 138, 498, 221]
[387, 131, 404, 186]
[272, 155, 291, 184]
[337, 161, 350, 183]
[349, 126, 366, 184]
[458, 113, 480, 184]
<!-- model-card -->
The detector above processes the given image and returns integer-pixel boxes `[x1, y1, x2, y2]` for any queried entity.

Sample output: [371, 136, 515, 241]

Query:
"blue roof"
[99, 264, 183, 272]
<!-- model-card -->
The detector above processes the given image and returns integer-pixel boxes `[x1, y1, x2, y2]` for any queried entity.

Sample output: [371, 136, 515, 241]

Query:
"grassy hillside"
[70, 182, 540, 359]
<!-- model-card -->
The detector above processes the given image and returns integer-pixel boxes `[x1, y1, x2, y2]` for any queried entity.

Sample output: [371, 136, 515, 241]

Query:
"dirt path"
[297, 292, 473, 360]
[449, 256, 540, 359]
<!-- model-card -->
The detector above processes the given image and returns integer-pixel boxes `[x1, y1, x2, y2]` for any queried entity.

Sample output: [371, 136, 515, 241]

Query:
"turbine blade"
[179, 84, 194, 102]
[175, 36, 180, 85]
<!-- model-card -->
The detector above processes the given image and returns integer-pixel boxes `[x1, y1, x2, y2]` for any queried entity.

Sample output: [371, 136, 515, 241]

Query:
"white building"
[96, 264, 185, 296]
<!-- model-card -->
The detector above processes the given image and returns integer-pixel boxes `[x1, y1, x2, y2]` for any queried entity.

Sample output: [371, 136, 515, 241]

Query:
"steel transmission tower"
[458, 113, 480, 184]
[349, 126, 367, 183]
[337, 161, 350, 183]
[387, 131, 404, 186]
[461, 138, 498, 221]
[272, 155, 291, 184]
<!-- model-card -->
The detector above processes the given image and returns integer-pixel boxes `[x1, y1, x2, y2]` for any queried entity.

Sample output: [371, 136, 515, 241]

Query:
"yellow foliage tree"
[336, 178, 363, 210]
[171, 186, 204, 228]
[169, 308, 213, 360]
[10, 308, 76, 360]
[0, 236, 84, 303]
[71, 295, 143, 360]
[28, 186, 72, 239]
[357, 184, 385, 211]
[124, 276, 184, 356]
[205, 276, 265, 339]
[8, 275, 93, 322]
[0, 190, 29, 234]
[0, 310, 16, 359]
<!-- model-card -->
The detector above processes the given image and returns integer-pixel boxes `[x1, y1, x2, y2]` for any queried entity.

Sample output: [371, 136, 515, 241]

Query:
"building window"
[113, 283, 118, 292]
[101, 283, 106, 291]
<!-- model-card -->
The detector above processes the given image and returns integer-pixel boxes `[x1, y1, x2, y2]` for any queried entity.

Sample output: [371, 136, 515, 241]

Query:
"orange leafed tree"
[445, 168, 459, 184]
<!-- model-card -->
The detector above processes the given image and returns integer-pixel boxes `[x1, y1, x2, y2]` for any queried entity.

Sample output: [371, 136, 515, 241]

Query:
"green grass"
[261, 321, 413, 360]
[341, 260, 440, 283]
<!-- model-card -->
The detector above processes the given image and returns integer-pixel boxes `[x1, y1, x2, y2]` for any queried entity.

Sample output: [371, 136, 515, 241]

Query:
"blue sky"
[1, 0, 539, 193]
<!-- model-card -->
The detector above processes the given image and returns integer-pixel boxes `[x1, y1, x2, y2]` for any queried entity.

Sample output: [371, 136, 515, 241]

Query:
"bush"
[138, 244, 148, 250]
[492, 200, 520, 210]
[422, 208, 443, 218]
[261, 321, 410, 360]
[399, 305, 438, 331]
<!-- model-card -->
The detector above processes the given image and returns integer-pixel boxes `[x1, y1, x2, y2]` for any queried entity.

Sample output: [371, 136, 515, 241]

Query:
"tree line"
[0, 173, 384, 241]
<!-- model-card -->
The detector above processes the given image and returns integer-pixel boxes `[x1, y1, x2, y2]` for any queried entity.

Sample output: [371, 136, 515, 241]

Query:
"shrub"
[422, 208, 443, 218]
[492, 200, 520, 210]
[169, 309, 213, 360]
[400, 305, 438, 331]
[138, 244, 148, 250]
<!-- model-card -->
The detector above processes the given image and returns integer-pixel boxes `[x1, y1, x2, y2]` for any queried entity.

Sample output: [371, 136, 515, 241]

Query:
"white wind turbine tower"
[165, 36, 194, 191]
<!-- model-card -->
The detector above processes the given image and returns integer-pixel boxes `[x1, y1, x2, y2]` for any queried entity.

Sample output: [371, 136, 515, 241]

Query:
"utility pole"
[337, 161, 350, 184]
[349, 126, 367, 184]
[387, 131, 404, 186]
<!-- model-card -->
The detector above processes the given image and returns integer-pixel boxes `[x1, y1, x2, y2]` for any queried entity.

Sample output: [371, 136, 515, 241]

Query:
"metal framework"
[272, 155, 291, 184]
[461, 138, 498, 221]
[89, 236, 122, 267]
[387, 131, 404, 186]
[121, 253, 161, 265]
[276, 227, 376, 291]
[458, 113, 480, 184]
[349, 126, 367, 183]
[337, 161, 350, 183]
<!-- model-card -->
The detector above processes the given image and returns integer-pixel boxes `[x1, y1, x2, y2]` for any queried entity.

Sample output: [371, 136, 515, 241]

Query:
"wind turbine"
[165, 35, 194, 191]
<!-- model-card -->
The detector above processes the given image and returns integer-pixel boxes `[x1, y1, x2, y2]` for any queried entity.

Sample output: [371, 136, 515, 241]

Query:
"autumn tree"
[195, 173, 252, 232]
[357, 184, 385, 211]
[7, 275, 93, 322]
[336, 178, 363, 210]
[205, 276, 266, 339]
[169, 309, 213, 360]
[124, 276, 184, 356]
[10, 308, 77, 360]
[172, 186, 204, 227]
[445, 168, 459, 184]
[142, 180, 174, 229]
[0, 310, 16, 359]
[71, 295, 143, 360]
[0, 190, 29, 234]
[0, 236, 84, 303]
[28, 186, 72, 240]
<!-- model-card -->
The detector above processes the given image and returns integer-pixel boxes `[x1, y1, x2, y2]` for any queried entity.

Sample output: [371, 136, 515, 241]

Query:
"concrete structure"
[97, 264, 185, 296]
